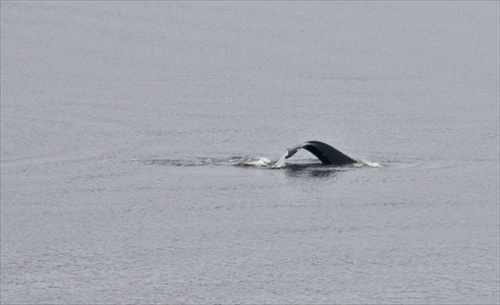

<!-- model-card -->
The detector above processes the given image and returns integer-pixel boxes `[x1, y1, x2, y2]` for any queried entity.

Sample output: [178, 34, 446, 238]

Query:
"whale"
[283, 141, 356, 165]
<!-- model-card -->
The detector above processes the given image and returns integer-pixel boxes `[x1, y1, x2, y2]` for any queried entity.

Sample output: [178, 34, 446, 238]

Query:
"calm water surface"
[1, 2, 499, 304]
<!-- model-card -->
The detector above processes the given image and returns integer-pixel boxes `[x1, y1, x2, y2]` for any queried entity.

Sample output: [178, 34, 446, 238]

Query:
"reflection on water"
[285, 163, 346, 179]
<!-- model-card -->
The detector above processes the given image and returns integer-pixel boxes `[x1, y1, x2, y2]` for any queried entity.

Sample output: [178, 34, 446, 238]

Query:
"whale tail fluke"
[284, 141, 356, 165]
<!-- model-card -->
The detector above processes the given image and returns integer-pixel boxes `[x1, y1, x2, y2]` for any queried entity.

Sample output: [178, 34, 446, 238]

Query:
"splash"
[226, 157, 272, 167]
[272, 153, 287, 168]
[356, 159, 381, 168]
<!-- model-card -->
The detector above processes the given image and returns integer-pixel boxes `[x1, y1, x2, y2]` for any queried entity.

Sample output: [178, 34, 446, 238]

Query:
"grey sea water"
[1, 2, 499, 304]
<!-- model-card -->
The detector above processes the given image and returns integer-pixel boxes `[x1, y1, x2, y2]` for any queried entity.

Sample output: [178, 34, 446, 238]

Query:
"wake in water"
[143, 141, 380, 169]
[142, 155, 379, 169]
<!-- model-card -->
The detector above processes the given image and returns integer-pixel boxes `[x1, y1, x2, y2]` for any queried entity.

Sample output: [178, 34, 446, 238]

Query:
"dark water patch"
[284, 163, 348, 179]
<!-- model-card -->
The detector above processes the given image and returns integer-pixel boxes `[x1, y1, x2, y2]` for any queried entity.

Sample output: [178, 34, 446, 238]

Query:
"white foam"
[357, 159, 381, 168]
[241, 157, 272, 166]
